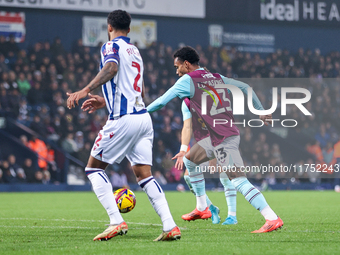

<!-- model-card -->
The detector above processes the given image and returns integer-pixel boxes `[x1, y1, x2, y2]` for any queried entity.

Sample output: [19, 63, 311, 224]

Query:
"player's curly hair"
[107, 10, 131, 31]
[173, 46, 200, 65]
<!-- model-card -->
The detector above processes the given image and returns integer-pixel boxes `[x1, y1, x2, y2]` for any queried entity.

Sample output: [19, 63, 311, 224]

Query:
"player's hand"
[81, 93, 106, 113]
[172, 151, 186, 170]
[259, 114, 272, 126]
[66, 89, 88, 109]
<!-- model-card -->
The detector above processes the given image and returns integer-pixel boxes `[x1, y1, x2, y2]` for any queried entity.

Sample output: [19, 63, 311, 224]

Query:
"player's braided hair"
[174, 46, 200, 65]
[107, 10, 131, 32]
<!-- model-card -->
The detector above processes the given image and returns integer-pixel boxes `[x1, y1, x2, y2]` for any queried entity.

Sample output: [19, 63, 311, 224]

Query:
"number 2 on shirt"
[132, 61, 141, 92]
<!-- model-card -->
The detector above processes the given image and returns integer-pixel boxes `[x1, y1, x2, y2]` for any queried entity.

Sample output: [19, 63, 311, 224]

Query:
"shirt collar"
[114, 36, 130, 43]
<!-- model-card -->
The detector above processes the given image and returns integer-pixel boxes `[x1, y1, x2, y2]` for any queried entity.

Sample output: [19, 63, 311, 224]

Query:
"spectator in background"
[0, 53, 9, 73]
[17, 98, 29, 124]
[74, 113, 91, 135]
[0, 35, 6, 56]
[8, 154, 23, 176]
[271, 144, 283, 164]
[32, 170, 44, 184]
[320, 143, 335, 181]
[46, 144, 59, 183]
[306, 140, 324, 165]
[42, 170, 51, 184]
[22, 158, 36, 183]
[2, 160, 16, 183]
[5, 34, 20, 58]
[315, 124, 331, 149]
[322, 142, 336, 176]
[74, 131, 84, 151]
[20, 134, 28, 147]
[61, 133, 78, 157]
[171, 116, 182, 131]
[0, 88, 12, 112]
[30, 115, 47, 138]
[110, 169, 129, 190]
[16, 168, 27, 183]
[7, 70, 19, 93]
[51, 37, 65, 57]
[26, 82, 44, 105]
[0, 168, 4, 183]
[27, 136, 48, 171]
[154, 170, 167, 185]
[333, 140, 340, 164]
[77, 142, 92, 165]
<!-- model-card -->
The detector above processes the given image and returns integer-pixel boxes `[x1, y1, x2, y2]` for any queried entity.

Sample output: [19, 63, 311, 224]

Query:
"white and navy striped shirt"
[100, 36, 145, 119]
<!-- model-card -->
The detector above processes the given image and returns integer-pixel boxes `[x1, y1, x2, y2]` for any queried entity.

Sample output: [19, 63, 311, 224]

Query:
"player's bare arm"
[66, 62, 118, 109]
[81, 93, 106, 114]
[172, 118, 192, 170]
[142, 81, 145, 98]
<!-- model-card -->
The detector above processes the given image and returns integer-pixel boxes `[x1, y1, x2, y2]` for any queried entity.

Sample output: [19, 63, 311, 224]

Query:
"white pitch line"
[0, 217, 163, 227]
[0, 217, 188, 230]
[0, 225, 101, 229]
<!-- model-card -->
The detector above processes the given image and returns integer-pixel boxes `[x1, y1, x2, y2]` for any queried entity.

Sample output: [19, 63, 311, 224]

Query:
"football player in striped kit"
[67, 10, 180, 241]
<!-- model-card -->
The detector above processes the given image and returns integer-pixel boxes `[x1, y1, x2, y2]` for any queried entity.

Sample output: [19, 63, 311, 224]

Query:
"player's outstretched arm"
[67, 62, 118, 109]
[81, 93, 106, 114]
[146, 89, 177, 113]
[172, 118, 192, 170]
[147, 75, 192, 113]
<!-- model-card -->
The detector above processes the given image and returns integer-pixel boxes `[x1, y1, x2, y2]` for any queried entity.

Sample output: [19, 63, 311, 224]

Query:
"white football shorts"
[91, 113, 153, 166]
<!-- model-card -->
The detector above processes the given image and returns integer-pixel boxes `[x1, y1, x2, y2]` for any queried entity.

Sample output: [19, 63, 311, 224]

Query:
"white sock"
[228, 212, 236, 217]
[196, 195, 207, 211]
[260, 205, 278, 221]
[139, 176, 176, 231]
[86, 167, 124, 225]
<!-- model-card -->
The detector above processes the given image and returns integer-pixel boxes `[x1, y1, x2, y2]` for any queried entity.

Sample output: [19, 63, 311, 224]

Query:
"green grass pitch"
[0, 191, 339, 255]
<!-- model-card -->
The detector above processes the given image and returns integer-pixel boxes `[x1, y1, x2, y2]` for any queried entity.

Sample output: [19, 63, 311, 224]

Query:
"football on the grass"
[113, 188, 136, 213]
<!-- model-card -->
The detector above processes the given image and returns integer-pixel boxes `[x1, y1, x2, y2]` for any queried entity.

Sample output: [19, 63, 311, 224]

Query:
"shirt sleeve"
[102, 41, 120, 66]
[146, 75, 193, 113]
[181, 101, 192, 121]
[221, 75, 264, 111]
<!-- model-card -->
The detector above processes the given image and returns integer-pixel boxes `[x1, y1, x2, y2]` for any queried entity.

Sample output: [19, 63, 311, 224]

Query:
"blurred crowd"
[0, 35, 339, 186]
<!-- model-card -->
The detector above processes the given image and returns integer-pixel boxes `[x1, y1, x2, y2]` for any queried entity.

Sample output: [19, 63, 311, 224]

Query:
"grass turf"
[0, 191, 339, 255]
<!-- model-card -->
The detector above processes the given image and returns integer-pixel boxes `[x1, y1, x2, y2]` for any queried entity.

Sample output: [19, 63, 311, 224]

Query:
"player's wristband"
[180, 145, 188, 152]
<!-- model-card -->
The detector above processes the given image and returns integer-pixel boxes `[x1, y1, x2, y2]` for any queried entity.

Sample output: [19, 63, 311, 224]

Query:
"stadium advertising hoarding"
[260, 0, 340, 23]
[207, 0, 340, 26]
[0, 12, 25, 42]
[0, 0, 205, 18]
[82, 16, 156, 48]
[208, 24, 275, 53]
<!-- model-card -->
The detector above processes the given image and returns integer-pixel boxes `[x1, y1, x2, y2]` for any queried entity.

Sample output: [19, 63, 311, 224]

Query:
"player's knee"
[183, 156, 194, 171]
[86, 156, 108, 170]
[133, 164, 152, 182]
